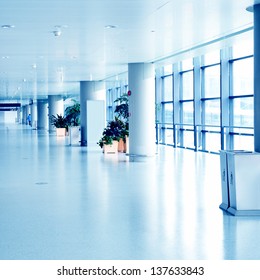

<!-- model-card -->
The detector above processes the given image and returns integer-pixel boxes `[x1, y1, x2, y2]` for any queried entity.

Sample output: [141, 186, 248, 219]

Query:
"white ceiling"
[0, 0, 257, 102]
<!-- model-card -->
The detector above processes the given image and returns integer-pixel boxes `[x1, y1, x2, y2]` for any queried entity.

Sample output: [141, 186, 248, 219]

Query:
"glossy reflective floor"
[1, 124, 260, 260]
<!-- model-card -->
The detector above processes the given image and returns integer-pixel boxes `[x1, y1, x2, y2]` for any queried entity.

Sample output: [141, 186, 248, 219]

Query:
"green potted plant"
[114, 94, 129, 121]
[50, 114, 68, 136]
[114, 93, 129, 152]
[64, 100, 81, 145]
[97, 118, 124, 153]
[65, 99, 80, 126]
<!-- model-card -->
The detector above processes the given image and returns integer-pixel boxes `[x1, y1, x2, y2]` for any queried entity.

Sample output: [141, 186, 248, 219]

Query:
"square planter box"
[103, 140, 118, 154]
[56, 128, 66, 137]
[69, 126, 81, 145]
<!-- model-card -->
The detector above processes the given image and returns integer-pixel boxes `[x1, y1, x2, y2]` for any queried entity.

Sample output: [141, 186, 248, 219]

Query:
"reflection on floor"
[0, 124, 260, 260]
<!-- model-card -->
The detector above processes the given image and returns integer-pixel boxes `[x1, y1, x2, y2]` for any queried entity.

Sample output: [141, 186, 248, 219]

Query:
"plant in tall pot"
[97, 118, 125, 154]
[50, 114, 69, 137]
[114, 93, 129, 152]
[64, 99, 81, 145]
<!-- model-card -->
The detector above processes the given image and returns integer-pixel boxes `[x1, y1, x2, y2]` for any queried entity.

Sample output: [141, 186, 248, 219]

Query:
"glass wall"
[230, 55, 254, 151]
[160, 66, 174, 145]
[157, 38, 254, 153]
[200, 52, 221, 152]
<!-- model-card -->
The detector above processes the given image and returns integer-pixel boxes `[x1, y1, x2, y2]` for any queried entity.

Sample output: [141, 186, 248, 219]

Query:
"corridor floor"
[1, 124, 260, 260]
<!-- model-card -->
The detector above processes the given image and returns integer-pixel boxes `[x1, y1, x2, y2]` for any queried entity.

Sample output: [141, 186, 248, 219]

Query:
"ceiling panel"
[0, 0, 256, 102]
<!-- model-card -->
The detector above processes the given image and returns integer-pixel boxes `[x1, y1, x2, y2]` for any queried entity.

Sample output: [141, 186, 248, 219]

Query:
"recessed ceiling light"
[1, 24, 15, 29]
[105, 25, 117, 29]
[2, 56, 9, 59]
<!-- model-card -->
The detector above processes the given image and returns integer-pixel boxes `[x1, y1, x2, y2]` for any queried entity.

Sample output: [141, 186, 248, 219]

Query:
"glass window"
[203, 50, 220, 65]
[163, 76, 173, 101]
[182, 71, 193, 100]
[204, 99, 220, 126]
[204, 65, 220, 98]
[164, 64, 173, 75]
[182, 58, 193, 71]
[164, 127, 174, 144]
[182, 102, 193, 124]
[233, 135, 254, 151]
[204, 132, 221, 152]
[232, 39, 253, 59]
[163, 103, 173, 123]
[182, 130, 194, 148]
[232, 97, 253, 127]
[232, 57, 253, 96]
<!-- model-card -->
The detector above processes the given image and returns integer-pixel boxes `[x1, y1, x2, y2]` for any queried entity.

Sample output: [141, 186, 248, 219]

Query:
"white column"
[37, 100, 48, 130]
[30, 103, 37, 129]
[254, 4, 260, 152]
[22, 106, 27, 124]
[48, 95, 64, 132]
[16, 108, 21, 123]
[25, 105, 30, 125]
[128, 63, 156, 158]
[80, 81, 106, 146]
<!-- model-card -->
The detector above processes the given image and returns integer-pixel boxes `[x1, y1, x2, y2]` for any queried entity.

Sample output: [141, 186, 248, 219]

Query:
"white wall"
[0, 111, 17, 123]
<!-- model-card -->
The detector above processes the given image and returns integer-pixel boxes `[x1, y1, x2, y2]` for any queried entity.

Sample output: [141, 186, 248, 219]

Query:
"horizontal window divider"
[229, 94, 254, 99]
[229, 54, 253, 63]
[180, 69, 194, 74]
[229, 132, 254, 136]
[200, 63, 221, 69]
[161, 127, 174, 130]
[179, 128, 194, 132]
[161, 74, 173, 78]
[161, 101, 174, 104]
[179, 99, 194, 103]
[201, 97, 221, 101]
[201, 130, 221, 134]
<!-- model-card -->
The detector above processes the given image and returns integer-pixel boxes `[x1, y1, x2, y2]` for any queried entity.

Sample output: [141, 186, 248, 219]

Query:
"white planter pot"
[69, 126, 81, 145]
[103, 140, 118, 154]
[56, 128, 66, 137]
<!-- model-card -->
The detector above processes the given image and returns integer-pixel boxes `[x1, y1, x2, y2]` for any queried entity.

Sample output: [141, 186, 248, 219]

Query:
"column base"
[127, 153, 156, 162]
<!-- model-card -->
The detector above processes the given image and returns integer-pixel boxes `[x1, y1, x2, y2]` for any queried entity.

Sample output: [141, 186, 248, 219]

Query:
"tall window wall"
[200, 51, 221, 152]
[179, 59, 194, 149]
[161, 66, 174, 144]
[157, 39, 254, 153]
[229, 52, 254, 151]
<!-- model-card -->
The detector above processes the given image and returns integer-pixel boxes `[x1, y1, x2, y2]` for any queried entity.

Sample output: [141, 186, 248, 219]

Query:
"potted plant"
[114, 93, 129, 152]
[114, 94, 129, 121]
[50, 114, 68, 136]
[65, 99, 80, 126]
[64, 100, 81, 145]
[97, 118, 124, 153]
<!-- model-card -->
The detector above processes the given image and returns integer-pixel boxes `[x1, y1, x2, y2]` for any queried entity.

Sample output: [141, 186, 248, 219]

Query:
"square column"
[80, 81, 106, 146]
